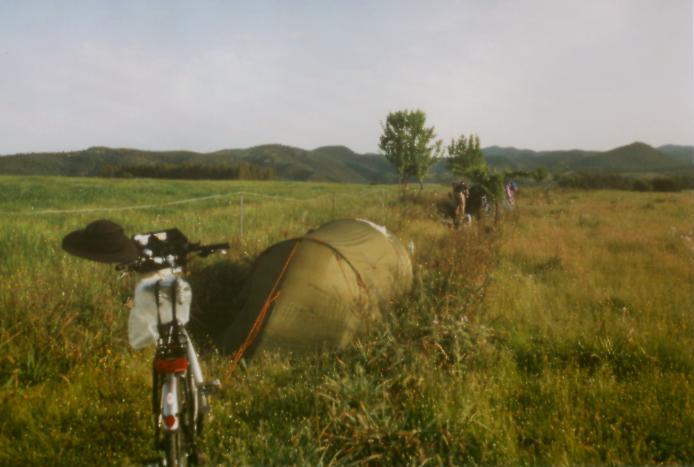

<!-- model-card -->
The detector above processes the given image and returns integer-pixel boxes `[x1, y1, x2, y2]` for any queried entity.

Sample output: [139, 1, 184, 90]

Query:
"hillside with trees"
[0, 142, 691, 182]
[0, 145, 398, 183]
[480, 142, 692, 174]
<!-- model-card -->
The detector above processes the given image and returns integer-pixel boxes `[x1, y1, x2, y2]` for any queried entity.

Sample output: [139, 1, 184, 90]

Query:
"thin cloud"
[0, 0, 691, 154]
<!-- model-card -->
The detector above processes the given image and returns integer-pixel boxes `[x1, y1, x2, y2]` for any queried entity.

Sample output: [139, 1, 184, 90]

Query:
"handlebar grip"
[196, 242, 230, 257]
[203, 242, 230, 251]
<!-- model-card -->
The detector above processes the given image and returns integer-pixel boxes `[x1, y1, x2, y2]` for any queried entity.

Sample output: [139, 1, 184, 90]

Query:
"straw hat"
[62, 219, 139, 264]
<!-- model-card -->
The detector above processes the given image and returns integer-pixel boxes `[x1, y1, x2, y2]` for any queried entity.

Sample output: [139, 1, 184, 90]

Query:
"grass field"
[0, 175, 692, 465]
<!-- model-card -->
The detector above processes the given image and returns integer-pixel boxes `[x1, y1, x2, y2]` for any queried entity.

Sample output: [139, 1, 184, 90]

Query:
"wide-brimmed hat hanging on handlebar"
[62, 219, 140, 264]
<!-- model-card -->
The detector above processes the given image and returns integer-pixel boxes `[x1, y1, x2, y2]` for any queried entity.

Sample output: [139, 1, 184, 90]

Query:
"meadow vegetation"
[0, 175, 692, 465]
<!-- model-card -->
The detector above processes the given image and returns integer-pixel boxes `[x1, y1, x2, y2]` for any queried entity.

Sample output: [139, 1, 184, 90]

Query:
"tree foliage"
[446, 134, 487, 177]
[532, 167, 548, 183]
[446, 133, 500, 201]
[378, 109, 442, 189]
[445, 133, 508, 219]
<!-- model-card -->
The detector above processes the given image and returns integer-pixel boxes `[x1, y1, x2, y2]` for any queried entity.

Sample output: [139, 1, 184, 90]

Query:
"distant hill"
[657, 145, 694, 166]
[569, 142, 683, 172]
[0, 141, 691, 182]
[482, 142, 692, 174]
[483, 147, 598, 172]
[0, 145, 398, 183]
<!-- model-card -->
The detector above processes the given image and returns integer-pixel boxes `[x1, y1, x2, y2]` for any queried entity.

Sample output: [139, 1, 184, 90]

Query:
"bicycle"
[119, 227, 228, 466]
[62, 220, 227, 465]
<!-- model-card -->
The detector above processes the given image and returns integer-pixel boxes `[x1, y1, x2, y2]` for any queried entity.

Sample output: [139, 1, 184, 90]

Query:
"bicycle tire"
[164, 430, 187, 467]
[186, 370, 204, 436]
[161, 374, 194, 467]
[183, 371, 199, 464]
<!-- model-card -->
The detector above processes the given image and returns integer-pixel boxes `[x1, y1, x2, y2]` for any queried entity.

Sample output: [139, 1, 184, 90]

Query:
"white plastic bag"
[128, 274, 192, 350]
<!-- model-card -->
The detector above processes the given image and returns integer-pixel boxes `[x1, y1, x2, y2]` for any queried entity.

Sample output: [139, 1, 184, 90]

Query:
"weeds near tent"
[305, 217, 506, 464]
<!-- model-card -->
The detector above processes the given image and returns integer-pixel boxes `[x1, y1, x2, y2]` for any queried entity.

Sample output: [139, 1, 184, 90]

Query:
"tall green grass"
[0, 176, 692, 464]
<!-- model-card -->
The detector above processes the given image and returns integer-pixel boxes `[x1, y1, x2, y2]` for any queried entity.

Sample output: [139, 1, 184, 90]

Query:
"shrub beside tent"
[217, 219, 413, 358]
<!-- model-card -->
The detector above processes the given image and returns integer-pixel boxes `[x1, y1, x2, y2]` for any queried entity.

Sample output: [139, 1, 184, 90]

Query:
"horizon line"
[2, 140, 692, 157]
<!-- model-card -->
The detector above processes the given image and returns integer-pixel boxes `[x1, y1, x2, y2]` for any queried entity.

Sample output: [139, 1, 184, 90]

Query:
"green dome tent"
[217, 219, 412, 359]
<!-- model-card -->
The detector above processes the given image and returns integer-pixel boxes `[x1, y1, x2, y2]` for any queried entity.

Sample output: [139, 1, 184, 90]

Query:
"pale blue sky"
[0, 0, 692, 154]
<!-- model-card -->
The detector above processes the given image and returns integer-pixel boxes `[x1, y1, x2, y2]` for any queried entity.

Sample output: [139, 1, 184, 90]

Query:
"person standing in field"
[452, 180, 470, 226]
[505, 180, 518, 208]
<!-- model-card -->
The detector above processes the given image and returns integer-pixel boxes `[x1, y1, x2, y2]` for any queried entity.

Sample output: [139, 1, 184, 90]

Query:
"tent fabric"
[217, 219, 412, 357]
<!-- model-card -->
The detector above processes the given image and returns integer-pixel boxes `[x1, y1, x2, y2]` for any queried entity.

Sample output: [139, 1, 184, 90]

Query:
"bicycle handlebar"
[118, 228, 228, 273]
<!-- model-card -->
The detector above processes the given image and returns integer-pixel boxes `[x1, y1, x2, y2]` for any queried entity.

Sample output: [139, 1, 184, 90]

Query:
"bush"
[98, 162, 275, 180]
[556, 172, 694, 192]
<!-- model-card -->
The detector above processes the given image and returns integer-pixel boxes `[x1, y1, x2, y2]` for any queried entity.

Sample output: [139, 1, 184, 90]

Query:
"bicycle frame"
[150, 274, 202, 464]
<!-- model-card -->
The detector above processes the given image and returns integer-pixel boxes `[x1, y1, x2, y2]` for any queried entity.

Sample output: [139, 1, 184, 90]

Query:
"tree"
[446, 134, 487, 177]
[472, 169, 505, 221]
[445, 133, 507, 221]
[378, 109, 442, 190]
[532, 167, 548, 183]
